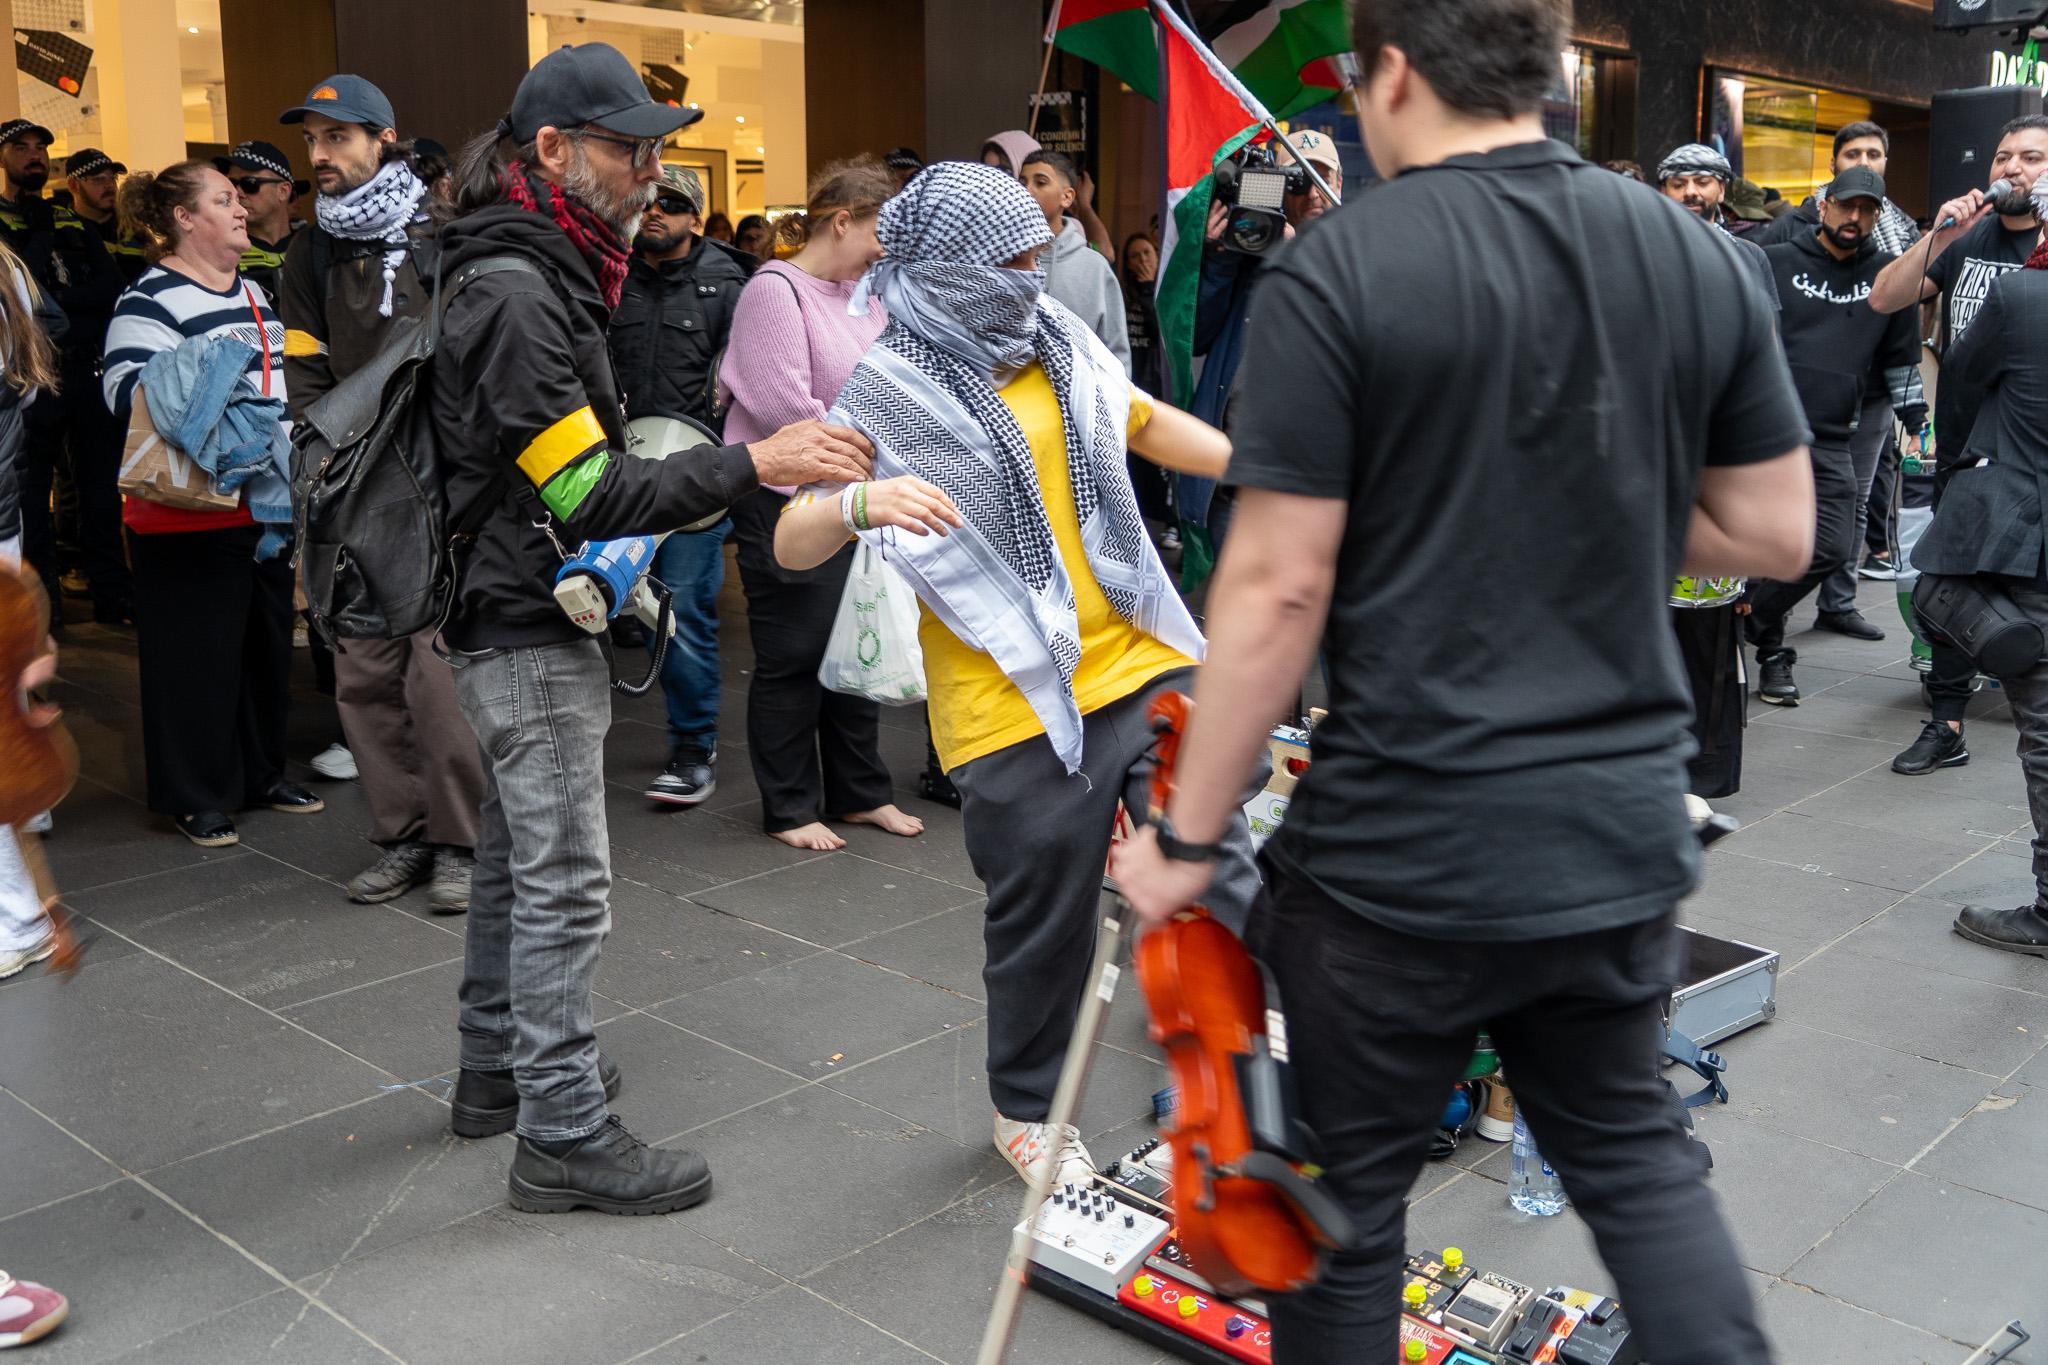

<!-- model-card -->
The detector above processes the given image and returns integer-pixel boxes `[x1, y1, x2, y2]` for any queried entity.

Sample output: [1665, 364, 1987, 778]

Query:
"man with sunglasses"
[215, 140, 303, 301]
[277, 75, 487, 917]
[606, 163, 752, 806]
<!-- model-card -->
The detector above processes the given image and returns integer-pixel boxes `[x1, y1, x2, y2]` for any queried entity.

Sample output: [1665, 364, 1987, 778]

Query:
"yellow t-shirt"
[922, 365, 1195, 771]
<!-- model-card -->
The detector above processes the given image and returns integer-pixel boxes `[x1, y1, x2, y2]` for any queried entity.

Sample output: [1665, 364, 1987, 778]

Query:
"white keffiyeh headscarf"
[314, 160, 428, 316]
[832, 162, 1201, 773]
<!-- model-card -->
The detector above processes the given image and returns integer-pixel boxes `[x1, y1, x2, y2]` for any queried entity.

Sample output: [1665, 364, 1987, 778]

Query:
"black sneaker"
[646, 744, 715, 806]
[1756, 650, 1799, 706]
[1858, 552, 1898, 581]
[507, 1115, 712, 1216]
[452, 1053, 623, 1139]
[1815, 609, 1886, 641]
[1892, 720, 1969, 775]
[1953, 903, 2048, 957]
[917, 766, 961, 809]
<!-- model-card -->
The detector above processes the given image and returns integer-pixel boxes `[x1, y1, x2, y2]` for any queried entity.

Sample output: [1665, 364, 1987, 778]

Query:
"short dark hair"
[1832, 120, 1888, 159]
[1020, 148, 1078, 187]
[1351, 0, 1569, 119]
[2003, 114, 2048, 141]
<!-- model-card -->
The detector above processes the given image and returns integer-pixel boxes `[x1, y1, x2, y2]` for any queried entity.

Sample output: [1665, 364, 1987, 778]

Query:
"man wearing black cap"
[216, 140, 303, 302]
[0, 117, 127, 628]
[277, 76, 485, 917]
[1747, 166, 1926, 707]
[63, 148, 143, 282]
[431, 42, 874, 1213]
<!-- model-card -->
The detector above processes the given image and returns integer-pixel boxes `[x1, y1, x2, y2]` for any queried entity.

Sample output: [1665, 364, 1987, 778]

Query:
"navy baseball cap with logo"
[278, 74, 396, 132]
[65, 148, 125, 178]
[507, 43, 702, 144]
[1824, 165, 1886, 205]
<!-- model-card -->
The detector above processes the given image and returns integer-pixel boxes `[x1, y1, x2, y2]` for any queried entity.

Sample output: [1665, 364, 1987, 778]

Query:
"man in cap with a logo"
[606, 163, 753, 806]
[0, 117, 128, 630]
[216, 140, 304, 301]
[63, 147, 144, 282]
[429, 42, 873, 1213]
[275, 76, 486, 918]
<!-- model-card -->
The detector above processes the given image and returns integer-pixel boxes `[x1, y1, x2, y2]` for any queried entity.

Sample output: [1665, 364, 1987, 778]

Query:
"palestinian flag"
[1153, 0, 1270, 411]
[1050, 0, 1348, 119]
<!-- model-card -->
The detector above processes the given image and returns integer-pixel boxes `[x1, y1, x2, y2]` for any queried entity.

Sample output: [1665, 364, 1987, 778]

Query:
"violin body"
[1132, 690, 1349, 1299]
[0, 568, 74, 827]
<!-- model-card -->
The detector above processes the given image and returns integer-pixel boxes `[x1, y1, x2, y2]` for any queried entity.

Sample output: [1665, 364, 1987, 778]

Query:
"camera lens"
[1226, 208, 1280, 254]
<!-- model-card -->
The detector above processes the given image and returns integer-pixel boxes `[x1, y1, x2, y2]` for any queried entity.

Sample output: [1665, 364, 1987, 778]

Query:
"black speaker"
[1935, 0, 2048, 32]
[1930, 84, 2047, 210]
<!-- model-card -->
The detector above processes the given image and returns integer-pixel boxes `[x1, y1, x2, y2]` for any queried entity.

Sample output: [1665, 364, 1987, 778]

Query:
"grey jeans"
[1999, 587, 2048, 906]
[1816, 392, 1894, 615]
[950, 668, 1264, 1120]
[449, 638, 614, 1141]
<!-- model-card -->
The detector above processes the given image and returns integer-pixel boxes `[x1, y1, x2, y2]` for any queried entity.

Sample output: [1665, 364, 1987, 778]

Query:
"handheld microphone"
[1942, 178, 2021, 228]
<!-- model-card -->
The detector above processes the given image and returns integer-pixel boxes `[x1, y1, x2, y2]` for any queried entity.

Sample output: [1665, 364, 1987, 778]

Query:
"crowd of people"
[1, 0, 2046, 1357]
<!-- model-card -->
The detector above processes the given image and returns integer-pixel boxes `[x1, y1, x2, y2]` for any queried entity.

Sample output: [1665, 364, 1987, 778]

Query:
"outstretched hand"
[750, 420, 874, 488]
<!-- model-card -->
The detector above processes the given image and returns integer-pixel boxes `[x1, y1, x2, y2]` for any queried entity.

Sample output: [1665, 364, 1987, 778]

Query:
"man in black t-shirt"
[1112, 2, 1812, 1361]
[1871, 114, 2048, 777]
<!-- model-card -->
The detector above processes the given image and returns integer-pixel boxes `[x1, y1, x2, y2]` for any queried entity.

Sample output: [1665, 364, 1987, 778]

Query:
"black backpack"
[291, 254, 541, 643]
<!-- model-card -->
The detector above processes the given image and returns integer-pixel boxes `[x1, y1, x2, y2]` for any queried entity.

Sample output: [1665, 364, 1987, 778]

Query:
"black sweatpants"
[1250, 870, 1770, 1365]
[1746, 442, 1856, 653]
[1673, 603, 1744, 799]
[129, 525, 293, 815]
[1925, 462, 1977, 724]
[730, 490, 893, 832]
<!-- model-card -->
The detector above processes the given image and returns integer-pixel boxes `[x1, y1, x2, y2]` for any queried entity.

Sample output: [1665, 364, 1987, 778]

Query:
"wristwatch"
[1154, 813, 1224, 864]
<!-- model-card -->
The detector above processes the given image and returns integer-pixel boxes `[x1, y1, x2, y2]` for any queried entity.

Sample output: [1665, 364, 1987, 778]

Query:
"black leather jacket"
[606, 234, 752, 430]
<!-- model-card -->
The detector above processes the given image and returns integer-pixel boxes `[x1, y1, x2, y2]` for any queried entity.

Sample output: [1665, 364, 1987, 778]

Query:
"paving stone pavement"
[4, 577, 2044, 1364]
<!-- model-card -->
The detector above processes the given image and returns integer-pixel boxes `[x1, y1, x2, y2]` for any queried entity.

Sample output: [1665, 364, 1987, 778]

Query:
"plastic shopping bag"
[818, 542, 926, 704]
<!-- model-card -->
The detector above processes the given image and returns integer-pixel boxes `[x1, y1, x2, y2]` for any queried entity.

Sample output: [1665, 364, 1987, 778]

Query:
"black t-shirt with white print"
[1927, 215, 2038, 466]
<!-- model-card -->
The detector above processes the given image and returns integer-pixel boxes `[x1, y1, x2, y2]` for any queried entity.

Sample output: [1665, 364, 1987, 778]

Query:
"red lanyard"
[243, 284, 270, 395]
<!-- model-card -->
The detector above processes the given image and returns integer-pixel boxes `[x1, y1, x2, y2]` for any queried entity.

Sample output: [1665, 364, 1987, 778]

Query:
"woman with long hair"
[772, 162, 1259, 1185]
[101, 161, 320, 846]
[722, 156, 920, 851]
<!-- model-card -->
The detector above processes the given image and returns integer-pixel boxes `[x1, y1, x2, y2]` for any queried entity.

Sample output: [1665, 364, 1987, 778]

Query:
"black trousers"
[1673, 603, 1744, 799]
[730, 490, 893, 832]
[1250, 870, 1770, 1365]
[129, 525, 294, 815]
[1925, 463, 1977, 724]
[20, 390, 129, 612]
[1746, 442, 1856, 653]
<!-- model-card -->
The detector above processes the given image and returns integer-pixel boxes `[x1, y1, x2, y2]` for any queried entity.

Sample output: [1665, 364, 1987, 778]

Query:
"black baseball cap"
[1824, 165, 1886, 205]
[0, 118, 53, 148]
[65, 148, 125, 178]
[507, 43, 702, 143]
[279, 74, 396, 131]
[215, 140, 293, 181]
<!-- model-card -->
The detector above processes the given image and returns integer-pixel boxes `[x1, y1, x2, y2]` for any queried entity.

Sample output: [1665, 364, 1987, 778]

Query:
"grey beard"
[564, 144, 653, 240]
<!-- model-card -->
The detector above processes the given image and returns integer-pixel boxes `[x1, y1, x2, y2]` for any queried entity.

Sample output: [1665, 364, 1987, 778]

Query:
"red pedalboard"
[1118, 1268, 1273, 1363]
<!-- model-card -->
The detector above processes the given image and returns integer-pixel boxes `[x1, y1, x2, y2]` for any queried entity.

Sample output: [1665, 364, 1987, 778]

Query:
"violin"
[0, 567, 85, 976]
[1132, 690, 1353, 1297]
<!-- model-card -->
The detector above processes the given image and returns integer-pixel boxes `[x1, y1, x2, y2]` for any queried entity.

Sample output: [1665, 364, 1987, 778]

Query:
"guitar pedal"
[1444, 1272, 1536, 1349]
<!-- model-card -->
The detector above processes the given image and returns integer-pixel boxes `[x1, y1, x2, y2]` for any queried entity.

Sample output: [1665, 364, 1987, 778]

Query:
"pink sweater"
[722, 260, 887, 490]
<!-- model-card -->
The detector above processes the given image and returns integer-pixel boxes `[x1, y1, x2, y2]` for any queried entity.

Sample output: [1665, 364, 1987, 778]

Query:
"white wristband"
[840, 484, 860, 533]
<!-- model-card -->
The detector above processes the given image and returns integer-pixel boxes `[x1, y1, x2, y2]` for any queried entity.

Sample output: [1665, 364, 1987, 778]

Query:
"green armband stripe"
[538, 450, 610, 521]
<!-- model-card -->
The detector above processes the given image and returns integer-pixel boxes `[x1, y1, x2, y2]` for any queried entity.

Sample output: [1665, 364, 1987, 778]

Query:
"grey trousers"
[1816, 393, 1894, 615]
[336, 626, 486, 849]
[1998, 587, 2048, 906]
[950, 668, 1263, 1121]
[449, 639, 614, 1141]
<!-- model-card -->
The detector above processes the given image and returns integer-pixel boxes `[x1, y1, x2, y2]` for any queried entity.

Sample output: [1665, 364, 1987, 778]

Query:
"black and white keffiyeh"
[314, 160, 428, 316]
[832, 161, 1202, 773]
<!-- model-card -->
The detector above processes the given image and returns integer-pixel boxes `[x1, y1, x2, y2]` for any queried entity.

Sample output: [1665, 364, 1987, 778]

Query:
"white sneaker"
[0, 931, 55, 980]
[310, 744, 358, 781]
[995, 1112, 1095, 1190]
[20, 810, 50, 835]
[1683, 793, 1715, 830]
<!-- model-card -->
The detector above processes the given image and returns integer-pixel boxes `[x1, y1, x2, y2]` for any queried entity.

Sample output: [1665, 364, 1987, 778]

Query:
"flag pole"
[1029, 0, 1066, 138]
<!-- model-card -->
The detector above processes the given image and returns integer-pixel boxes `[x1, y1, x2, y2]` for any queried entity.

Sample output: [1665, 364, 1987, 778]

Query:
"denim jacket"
[139, 333, 292, 557]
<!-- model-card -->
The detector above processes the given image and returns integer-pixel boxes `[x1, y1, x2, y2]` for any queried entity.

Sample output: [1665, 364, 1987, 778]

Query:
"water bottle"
[1508, 1109, 1565, 1216]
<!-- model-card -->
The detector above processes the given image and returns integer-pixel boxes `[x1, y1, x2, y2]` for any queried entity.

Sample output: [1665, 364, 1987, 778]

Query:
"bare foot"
[770, 821, 845, 851]
[845, 804, 925, 838]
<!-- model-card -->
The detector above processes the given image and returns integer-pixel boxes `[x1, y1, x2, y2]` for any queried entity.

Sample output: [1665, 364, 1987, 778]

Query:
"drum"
[623, 411, 728, 534]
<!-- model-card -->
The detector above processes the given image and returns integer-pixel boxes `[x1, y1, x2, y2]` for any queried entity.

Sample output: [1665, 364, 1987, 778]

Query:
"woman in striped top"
[102, 161, 321, 848]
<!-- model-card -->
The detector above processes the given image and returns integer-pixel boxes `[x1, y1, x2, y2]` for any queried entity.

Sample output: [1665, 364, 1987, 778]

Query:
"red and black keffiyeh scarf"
[501, 160, 631, 308]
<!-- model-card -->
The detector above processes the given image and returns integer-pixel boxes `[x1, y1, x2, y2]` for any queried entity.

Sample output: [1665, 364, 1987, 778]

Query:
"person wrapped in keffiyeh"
[782, 160, 1209, 774]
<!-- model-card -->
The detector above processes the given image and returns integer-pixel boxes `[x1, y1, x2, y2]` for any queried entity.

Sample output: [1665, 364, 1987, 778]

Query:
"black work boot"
[1953, 903, 2048, 958]
[1892, 720, 1969, 775]
[1756, 649, 1799, 706]
[451, 1053, 622, 1139]
[508, 1115, 712, 1215]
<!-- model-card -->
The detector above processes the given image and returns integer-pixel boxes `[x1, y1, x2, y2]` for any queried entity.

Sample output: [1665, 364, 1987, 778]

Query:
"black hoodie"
[429, 203, 759, 650]
[1761, 227, 1924, 446]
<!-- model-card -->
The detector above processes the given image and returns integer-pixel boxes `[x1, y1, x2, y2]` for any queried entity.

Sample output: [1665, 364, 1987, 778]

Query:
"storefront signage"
[1028, 90, 1089, 159]
[1989, 43, 2048, 93]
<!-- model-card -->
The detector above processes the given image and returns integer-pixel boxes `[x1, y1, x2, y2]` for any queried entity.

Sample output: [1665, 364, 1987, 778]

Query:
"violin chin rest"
[1235, 1149, 1359, 1252]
